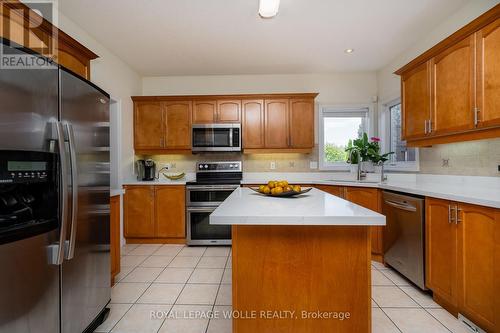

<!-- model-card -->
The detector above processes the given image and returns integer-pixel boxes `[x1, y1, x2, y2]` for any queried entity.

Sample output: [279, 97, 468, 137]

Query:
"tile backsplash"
[138, 139, 500, 177]
[419, 138, 500, 176]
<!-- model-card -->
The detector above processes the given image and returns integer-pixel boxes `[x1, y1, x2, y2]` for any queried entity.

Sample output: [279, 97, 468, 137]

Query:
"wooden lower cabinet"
[458, 203, 499, 332]
[315, 185, 384, 258]
[110, 195, 121, 285]
[124, 185, 186, 243]
[155, 186, 186, 238]
[426, 198, 500, 332]
[425, 198, 459, 311]
[344, 187, 384, 257]
[315, 185, 344, 198]
[124, 186, 155, 237]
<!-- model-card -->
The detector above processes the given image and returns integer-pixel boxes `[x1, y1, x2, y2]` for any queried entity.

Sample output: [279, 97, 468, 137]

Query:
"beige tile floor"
[96, 244, 472, 333]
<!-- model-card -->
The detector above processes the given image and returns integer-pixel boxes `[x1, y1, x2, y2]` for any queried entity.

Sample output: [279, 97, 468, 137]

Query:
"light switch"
[310, 161, 318, 169]
[270, 162, 276, 170]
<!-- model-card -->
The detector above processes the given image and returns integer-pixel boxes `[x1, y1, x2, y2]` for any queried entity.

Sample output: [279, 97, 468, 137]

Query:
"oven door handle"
[186, 185, 239, 191]
[187, 207, 217, 213]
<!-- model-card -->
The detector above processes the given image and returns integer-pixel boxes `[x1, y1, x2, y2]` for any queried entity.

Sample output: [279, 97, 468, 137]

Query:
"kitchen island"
[210, 187, 386, 333]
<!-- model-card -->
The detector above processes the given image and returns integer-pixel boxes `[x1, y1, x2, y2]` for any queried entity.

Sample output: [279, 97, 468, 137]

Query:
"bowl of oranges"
[251, 180, 312, 197]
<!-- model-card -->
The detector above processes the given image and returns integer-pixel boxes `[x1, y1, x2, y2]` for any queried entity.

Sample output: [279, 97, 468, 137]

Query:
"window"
[319, 106, 370, 170]
[382, 99, 419, 171]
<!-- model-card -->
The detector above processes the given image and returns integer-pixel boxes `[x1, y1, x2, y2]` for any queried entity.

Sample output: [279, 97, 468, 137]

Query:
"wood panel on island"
[397, 5, 500, 147]
[426, 197, 500, 333]
[123, 185, 186, 244]
[0, 0, 98, 79]
[131, 93, 317, 154]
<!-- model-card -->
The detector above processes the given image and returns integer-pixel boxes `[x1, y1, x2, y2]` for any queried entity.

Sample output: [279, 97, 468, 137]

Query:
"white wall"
[143, 73, 377, 105]
[55, 13, 142, 189]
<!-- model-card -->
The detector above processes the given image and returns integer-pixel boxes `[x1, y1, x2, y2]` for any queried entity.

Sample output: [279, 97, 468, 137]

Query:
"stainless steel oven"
[192, 124, 241, 152]
[186, 161, 241, 246]
[186, 184, 238, 246]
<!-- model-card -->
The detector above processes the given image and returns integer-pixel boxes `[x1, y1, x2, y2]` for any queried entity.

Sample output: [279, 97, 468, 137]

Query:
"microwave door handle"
[65, 123, 78, 260]
[52, 122, 69, 265]
[229, 128, 233, 147]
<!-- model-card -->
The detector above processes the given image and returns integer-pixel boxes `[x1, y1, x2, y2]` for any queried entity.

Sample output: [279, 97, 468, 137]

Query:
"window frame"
[380, 98, 420, 172]
[319, 104, 372, 171]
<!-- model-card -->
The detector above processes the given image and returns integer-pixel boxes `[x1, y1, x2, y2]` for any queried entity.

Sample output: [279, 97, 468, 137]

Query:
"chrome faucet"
[349, 150, 366, 181]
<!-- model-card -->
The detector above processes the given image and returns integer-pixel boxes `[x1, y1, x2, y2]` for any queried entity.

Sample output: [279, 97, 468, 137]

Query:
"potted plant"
[367, 137, 394, 173]
[345, 133, 374, 172]
[345, 134, 394, 173]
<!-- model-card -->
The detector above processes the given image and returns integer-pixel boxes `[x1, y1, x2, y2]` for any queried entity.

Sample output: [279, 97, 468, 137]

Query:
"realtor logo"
[0, 0, 58, 69]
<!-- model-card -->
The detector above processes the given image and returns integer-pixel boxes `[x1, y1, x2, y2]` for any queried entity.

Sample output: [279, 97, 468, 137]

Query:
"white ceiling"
[59, 0, 469, 76]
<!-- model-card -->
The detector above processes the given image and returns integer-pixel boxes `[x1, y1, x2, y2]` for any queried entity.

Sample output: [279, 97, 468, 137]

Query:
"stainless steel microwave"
[192, 124, 241, 152]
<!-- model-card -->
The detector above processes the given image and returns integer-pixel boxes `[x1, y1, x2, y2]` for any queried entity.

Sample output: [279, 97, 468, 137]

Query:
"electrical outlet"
[171, 163, 176, 169]
[289, 161, 295, 168]
[270, 161, 276, 170]
[442, 159, 450, 167]
[310, 161, 318, 169]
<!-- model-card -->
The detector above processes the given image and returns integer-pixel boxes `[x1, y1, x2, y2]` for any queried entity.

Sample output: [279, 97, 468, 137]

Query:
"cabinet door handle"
[455, 206, 462, 224]
[448, 204, 454, 224]
[428, 120, 432, 134]
[474, 107, 480, 127]
[424, 120, 428, 134]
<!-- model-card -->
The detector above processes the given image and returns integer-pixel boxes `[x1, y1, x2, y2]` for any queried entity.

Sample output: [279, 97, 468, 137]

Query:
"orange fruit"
[273, 186, 283, 195]
[263, 186, 271, 194]
[258, 185, 266, 193]
[293, 185, 301, 192]
[267, 181, 276, 189]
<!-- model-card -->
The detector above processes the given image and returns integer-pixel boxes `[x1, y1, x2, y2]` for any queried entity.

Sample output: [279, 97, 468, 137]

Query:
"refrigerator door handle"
[65, 123, 78, 260]
[50, 121, 69, 265]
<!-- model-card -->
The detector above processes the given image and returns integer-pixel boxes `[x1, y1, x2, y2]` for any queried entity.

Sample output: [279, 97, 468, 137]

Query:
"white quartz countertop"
[242, 173, 500, 209]
[210, 187, 386, 226]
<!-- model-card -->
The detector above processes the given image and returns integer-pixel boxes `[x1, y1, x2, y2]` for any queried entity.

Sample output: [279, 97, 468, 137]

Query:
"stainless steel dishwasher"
[382, 191, 426, 290]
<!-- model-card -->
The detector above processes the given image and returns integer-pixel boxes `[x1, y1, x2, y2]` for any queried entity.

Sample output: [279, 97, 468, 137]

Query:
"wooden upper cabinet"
[217, 100, 241, 123]
[242, 100, 265, 148]
[476, 18, 500, 128]
[155, 186, 186, 238]
[401, 62, 431, 140]
[123, 186, 155, 238]
[425, 198, 458, 308]
[264, 99, 289, 148]
[163, 101, 192, 149]
[134, 101, 164, 149]
[0, 1, 97, 79]
[193, 101, 217, 124]
[289, 98, 314, 148]
[457, 203, 498, 332]
[431, 36, 475, 136]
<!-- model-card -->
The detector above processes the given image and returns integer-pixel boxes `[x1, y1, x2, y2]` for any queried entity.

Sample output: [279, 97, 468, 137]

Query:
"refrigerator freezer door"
[0, 44, 60, 333]
[59, 69, 111, 333]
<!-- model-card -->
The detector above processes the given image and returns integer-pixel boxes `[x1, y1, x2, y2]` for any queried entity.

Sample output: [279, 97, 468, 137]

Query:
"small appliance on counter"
[136, 159, 156, 181]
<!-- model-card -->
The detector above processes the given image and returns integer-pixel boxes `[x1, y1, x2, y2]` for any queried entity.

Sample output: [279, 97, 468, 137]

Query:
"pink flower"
[371, 137, 381, 142]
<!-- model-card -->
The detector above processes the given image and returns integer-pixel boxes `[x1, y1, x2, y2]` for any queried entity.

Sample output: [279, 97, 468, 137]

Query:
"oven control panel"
[196, 161, 242, 172]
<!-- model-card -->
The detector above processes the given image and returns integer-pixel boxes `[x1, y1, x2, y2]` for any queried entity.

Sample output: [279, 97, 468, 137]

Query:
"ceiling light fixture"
[344, 48, 354, 54]
[259, 0, 280, 18]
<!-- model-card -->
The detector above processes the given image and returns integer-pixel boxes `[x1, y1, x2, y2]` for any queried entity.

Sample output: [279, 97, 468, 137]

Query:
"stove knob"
[199, 165, 204, 169]
[204, 164, 209, 169]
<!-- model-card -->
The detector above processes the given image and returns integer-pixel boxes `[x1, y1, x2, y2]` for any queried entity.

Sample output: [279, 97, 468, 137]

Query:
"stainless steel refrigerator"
[0, 40, 111, 333]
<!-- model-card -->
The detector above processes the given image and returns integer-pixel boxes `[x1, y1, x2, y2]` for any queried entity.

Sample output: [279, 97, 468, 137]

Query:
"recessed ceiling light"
[344, 48, 354, 54]
[259, 0, 280, 18]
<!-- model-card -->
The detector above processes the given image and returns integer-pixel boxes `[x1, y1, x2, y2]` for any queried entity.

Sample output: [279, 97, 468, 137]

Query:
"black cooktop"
[186, 179, 241, 186]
